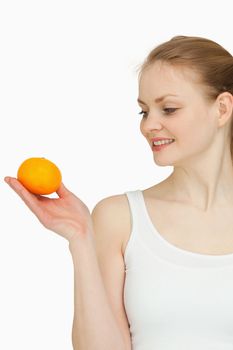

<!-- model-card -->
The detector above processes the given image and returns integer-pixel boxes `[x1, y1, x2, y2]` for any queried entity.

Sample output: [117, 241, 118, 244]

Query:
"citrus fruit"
[17, 157, 62, 195]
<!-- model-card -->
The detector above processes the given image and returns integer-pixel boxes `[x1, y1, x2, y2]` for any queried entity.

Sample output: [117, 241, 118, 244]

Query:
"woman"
[4, 35, 233, 349]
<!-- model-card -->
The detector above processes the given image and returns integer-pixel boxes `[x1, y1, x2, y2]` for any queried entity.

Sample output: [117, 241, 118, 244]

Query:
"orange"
[17, 157, 62, 195]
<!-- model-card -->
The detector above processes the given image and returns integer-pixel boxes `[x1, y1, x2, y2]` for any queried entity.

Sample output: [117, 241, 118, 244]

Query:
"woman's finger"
[4, 176, 44, 216]
[4, 177, 27, 195]
[56, 182, 70, 198]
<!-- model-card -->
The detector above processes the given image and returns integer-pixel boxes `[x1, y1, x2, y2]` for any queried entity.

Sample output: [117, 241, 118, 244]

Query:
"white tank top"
[123, 190, 233, 350]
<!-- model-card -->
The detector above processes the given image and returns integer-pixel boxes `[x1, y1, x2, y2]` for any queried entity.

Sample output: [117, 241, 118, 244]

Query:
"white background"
[1, 0, 232, 348]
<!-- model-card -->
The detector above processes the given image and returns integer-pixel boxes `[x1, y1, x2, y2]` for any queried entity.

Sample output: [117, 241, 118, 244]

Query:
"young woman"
[4, 35, 233, 349]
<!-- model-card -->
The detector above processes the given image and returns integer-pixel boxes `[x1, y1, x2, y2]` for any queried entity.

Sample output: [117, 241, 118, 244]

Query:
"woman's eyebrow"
[137, 94, 179, 105]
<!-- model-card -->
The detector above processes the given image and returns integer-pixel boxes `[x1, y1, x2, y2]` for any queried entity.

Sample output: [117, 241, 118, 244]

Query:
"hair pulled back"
[138, 36, 233, 160]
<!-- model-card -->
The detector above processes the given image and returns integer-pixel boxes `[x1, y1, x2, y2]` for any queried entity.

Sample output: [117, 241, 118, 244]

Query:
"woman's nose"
[140, 113, 163, 133]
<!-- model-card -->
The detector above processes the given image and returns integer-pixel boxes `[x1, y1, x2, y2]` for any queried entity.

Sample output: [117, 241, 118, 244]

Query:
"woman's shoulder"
[91, 192, 132, 255]
[92, 191, 131, 213]
[91, 183, 168, 255]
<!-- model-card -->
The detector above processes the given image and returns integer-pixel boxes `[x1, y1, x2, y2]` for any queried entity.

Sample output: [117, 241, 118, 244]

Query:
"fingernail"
[4, 177, 10, 184]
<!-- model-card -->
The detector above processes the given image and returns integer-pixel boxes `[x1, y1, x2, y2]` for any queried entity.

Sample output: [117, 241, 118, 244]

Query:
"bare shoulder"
[91, 193, 131, 256]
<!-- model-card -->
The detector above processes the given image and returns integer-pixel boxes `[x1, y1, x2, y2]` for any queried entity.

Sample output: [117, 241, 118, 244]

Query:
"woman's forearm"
[69, 233, 126, 350]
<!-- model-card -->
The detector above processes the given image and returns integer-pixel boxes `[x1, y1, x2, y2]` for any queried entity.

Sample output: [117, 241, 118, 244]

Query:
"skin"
[138, 61, 233, 212]
[4, 56, 233, 346]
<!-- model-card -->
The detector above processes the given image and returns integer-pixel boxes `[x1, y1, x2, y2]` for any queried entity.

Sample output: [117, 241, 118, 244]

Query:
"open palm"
[4, 176, 93, 242]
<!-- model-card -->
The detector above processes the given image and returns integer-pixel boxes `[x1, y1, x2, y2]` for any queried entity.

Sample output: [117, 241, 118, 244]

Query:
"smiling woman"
[135, 36, 233, 176]
[4, 35, 233, 350]
[137, 35, 233, 161]
[122, 35, 233, 350]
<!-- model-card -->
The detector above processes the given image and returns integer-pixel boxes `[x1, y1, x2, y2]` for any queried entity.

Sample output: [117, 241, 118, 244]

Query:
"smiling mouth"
[152, 139, 175, 151]
[152, 139, 175, 146]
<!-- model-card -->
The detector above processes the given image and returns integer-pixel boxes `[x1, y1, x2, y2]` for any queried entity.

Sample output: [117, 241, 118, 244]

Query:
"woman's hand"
[4, 176, 93, 242]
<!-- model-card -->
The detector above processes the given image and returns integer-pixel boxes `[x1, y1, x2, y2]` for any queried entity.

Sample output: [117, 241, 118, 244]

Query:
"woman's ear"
[217, 92, 233, 127]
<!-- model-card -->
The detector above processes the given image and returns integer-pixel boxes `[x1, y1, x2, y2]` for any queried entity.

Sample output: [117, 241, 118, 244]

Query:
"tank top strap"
[124, 190, 143, 231]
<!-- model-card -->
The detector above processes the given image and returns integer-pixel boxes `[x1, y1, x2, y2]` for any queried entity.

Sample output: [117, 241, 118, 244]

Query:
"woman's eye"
[163, 108, 178, 114]
[138, 110, 148, 118]
[138, 108, 178, 118]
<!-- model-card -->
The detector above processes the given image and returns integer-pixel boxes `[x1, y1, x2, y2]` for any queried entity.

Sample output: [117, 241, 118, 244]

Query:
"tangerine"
[17, 157, 62, 195]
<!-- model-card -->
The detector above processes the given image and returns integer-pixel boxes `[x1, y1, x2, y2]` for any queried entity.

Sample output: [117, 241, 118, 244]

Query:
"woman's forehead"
[139, 62, 201, 94]
[140, 62, 198, 83]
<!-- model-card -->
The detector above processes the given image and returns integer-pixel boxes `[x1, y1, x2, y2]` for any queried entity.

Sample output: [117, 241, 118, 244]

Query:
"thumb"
[56, 182, 70, 198]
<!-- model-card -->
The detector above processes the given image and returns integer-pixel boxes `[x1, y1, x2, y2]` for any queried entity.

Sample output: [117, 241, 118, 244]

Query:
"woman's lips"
[152, 140, 175, 152]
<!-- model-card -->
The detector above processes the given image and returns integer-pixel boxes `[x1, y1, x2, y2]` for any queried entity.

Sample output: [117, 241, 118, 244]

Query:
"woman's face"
[138, 61, 218, 167]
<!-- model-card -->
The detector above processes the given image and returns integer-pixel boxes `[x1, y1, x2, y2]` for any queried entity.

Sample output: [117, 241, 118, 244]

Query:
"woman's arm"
[69, 233, 126, 350]
[4, 177, 126, 350]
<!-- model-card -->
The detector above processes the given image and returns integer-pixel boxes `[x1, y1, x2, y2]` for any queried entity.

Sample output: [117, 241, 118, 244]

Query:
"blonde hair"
[137, 36, 233, 160]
